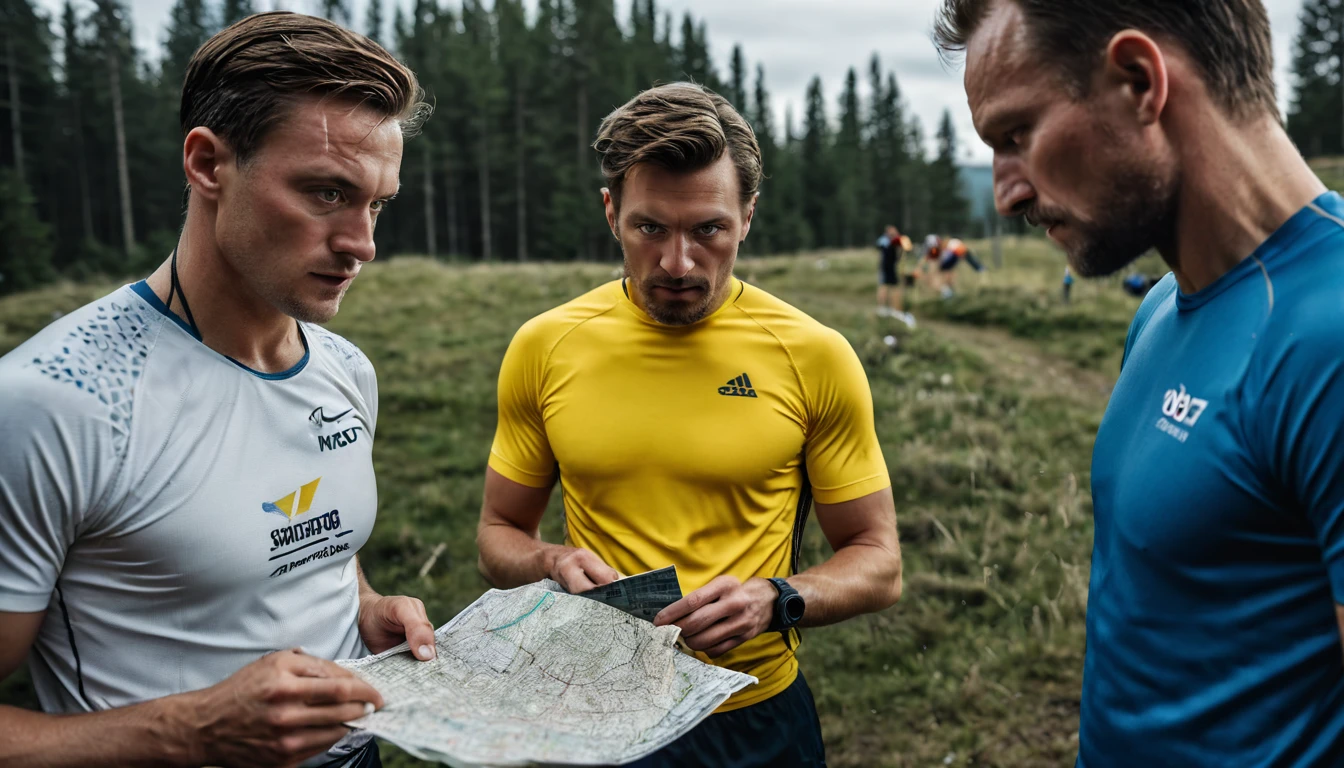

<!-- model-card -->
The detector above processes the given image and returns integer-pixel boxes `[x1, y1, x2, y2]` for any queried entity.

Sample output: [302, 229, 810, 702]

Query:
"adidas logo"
[718, 373, 758, 398]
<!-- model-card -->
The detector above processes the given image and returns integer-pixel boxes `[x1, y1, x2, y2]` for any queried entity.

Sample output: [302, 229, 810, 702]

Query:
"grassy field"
[0, 238, 1151, 767]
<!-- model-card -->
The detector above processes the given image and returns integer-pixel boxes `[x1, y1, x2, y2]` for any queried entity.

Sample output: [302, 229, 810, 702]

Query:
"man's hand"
[547, 546, 621, 593]
[189, 648, 382, 768]
[358, 594, 437, 660]
[653, 576, 776, 658]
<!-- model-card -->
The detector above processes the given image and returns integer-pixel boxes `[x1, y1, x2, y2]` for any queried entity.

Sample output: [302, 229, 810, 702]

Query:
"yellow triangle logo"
[269, 477, 321, 519]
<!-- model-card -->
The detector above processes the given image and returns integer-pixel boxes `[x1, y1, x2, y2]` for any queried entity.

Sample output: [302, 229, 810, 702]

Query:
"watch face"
[783, 594, 806, 623]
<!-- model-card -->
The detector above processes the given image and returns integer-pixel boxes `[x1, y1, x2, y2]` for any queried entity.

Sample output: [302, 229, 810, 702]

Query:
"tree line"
[1289, 0, 1344, 160]
[0, 0, 986, 295]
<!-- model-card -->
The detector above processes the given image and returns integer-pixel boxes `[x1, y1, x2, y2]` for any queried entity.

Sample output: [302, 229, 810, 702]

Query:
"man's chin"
[282, 296, 342, 325]
[642, 295, 711, 326]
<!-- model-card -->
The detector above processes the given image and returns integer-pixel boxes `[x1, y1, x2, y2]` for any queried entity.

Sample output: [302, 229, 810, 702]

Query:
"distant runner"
[936, 237, 985, 298]
[876, 224, 916, 327]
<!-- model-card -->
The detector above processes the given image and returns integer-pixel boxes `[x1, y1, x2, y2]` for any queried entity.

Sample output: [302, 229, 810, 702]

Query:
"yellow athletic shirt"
[488, 277, 890, 711]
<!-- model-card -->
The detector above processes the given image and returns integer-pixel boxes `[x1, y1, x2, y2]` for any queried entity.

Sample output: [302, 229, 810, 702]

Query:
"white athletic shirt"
[0, 282, 378, 732]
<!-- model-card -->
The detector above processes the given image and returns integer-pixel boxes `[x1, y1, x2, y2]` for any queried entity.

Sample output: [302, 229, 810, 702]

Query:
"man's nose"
[660, 234, 694, 278]
[993, 155, 1035, 218]
[331, 208, 377, 263]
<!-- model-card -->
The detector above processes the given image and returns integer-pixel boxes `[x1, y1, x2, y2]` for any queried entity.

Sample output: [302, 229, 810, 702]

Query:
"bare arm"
[655, 487, 902, 657]
[0, 611, 198, 767]
[0, 610, 381, 768]
[476, 467, 619, 592]
[791, 486, 902, 627]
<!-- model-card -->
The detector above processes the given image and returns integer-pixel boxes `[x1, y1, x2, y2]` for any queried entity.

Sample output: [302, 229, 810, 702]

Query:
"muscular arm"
[0, 612, 198, 767]
[476, 467, 559, 588]
[790, 486, 902, 627]
[476, 468, 618, 592]
[655, 487, 902, 657]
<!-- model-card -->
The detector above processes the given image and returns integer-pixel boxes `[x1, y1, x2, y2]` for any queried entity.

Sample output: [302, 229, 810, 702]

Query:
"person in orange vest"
[936, 237, 986, 298]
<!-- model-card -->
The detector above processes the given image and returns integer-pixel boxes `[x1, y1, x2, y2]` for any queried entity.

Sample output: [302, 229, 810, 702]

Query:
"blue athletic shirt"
[1080, 192, 1344, 766]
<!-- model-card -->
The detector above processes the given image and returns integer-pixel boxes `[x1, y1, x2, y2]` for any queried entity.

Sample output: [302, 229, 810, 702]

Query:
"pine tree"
[162, 0, 211, 92]
[628, 0, 661, 90]
[929, 109, 970, 235]
[677, 12, 716, 84]
[867, 58, 910, 234]
[800, 76, 833, 247]
[219, 0, 254, 26]
[319, 0, 351, 27]
[4, 26, 25, 186]
[364, 0, 384, 43]
[834, 66, 867, 246]
[497, 0, 532, 261]
[392, 3, 409, 47]
[91, 0, 136, 256]
[1288, 0, 1344, 157]
[461, 0, 499, 260]
[61, 0, 94, 246]
[728, 44, 746, 110]
[0, 169, 55, 295]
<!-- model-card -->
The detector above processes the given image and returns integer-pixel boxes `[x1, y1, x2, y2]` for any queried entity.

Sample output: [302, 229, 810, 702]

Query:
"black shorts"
[938, 253, 959, 272]
[880, 252, 899, 285]
[628, 673, 826, 768]
[315, 741, 381, 767]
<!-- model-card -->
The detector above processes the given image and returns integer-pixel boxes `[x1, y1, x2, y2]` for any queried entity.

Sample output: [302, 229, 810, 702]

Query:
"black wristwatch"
[766, 577, 806, 633]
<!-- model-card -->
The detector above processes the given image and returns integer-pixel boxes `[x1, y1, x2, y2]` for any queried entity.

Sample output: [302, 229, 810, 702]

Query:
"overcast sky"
[34, 0, 1306, 164]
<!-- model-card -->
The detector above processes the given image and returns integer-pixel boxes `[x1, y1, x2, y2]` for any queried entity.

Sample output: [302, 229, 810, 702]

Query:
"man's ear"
[602, 187, 620, 241]
[1103, 30, 1169, 127]
[183, 127, 234, 202]
[740, 193, 759, 243]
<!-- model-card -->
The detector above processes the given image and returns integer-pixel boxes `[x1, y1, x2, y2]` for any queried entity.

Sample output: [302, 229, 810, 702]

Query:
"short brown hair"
[933, 0, 1277, 121]
[594, 82, 762, 210]
[181, 11, 429, 163]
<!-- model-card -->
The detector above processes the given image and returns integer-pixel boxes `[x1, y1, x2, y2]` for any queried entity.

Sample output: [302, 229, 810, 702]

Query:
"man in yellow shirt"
[476, 82, 903, 768]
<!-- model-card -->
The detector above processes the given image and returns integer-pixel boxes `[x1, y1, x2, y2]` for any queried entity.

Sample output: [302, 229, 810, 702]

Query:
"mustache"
[644, 275, 709, 291]
[1024, 205, 1066, 229]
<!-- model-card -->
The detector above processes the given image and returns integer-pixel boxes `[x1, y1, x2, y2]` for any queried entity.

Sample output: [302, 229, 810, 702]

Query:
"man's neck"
[1164, 111, 1326, 293]
[145, 210, 304, 374]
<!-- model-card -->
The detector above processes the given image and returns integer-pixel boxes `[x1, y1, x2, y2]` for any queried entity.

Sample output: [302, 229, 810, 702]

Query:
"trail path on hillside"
[920, 319, 1114, 406]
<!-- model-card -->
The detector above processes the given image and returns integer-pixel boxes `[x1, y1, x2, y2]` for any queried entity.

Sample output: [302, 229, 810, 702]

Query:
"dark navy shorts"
[628, 673, 827, 768]
[314, 741, 381, 768]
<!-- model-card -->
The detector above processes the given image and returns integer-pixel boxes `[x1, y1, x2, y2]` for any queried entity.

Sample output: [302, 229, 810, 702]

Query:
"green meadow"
[0, 238, 1149, 766]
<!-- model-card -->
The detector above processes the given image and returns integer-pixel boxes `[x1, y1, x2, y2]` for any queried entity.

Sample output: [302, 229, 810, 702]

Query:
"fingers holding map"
[337, 579, 756, 767]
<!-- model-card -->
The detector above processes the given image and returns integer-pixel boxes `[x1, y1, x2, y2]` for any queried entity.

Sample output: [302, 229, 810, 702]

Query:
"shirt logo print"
[718, 373, 758, 398]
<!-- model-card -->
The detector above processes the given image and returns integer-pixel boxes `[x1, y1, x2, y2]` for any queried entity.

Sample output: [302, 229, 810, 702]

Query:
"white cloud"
[35, 0, 1309, 164]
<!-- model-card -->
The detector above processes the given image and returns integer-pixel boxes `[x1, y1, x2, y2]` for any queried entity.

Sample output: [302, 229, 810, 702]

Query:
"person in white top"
[0, 12, 435, 768]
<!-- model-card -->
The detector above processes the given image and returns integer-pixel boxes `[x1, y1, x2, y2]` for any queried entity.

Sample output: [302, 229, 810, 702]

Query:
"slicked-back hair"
[594, 82, 762, 211]
[181, 11, 429, 164]
[933, 0, 1277, 121]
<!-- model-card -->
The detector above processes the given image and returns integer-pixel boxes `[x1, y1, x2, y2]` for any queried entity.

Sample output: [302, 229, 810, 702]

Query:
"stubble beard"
[621, 244, 735, 327]
[1063, 159, 1180, 278]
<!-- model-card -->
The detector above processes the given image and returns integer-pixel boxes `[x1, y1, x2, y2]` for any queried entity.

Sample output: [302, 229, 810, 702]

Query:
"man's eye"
[318, 189, 343, 204]
[371, 199, 387, 213]
[696, 225, 722, 236]
[638, 224, 661, 235]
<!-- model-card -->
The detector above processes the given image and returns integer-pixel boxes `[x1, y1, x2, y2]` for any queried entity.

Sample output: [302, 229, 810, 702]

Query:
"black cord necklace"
[165, 247, 202, 340]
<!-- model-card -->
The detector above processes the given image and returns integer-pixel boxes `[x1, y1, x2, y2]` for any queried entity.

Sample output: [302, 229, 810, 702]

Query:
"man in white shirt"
[0, 12, 434, 767]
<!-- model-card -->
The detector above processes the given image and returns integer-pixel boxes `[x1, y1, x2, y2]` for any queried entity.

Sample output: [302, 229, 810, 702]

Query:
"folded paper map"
[575, 565, 683, 621]
[339, 580, 755, 767]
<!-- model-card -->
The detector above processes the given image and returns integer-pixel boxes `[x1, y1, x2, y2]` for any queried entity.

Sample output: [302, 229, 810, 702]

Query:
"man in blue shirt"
[936, 1, 1344, 765]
